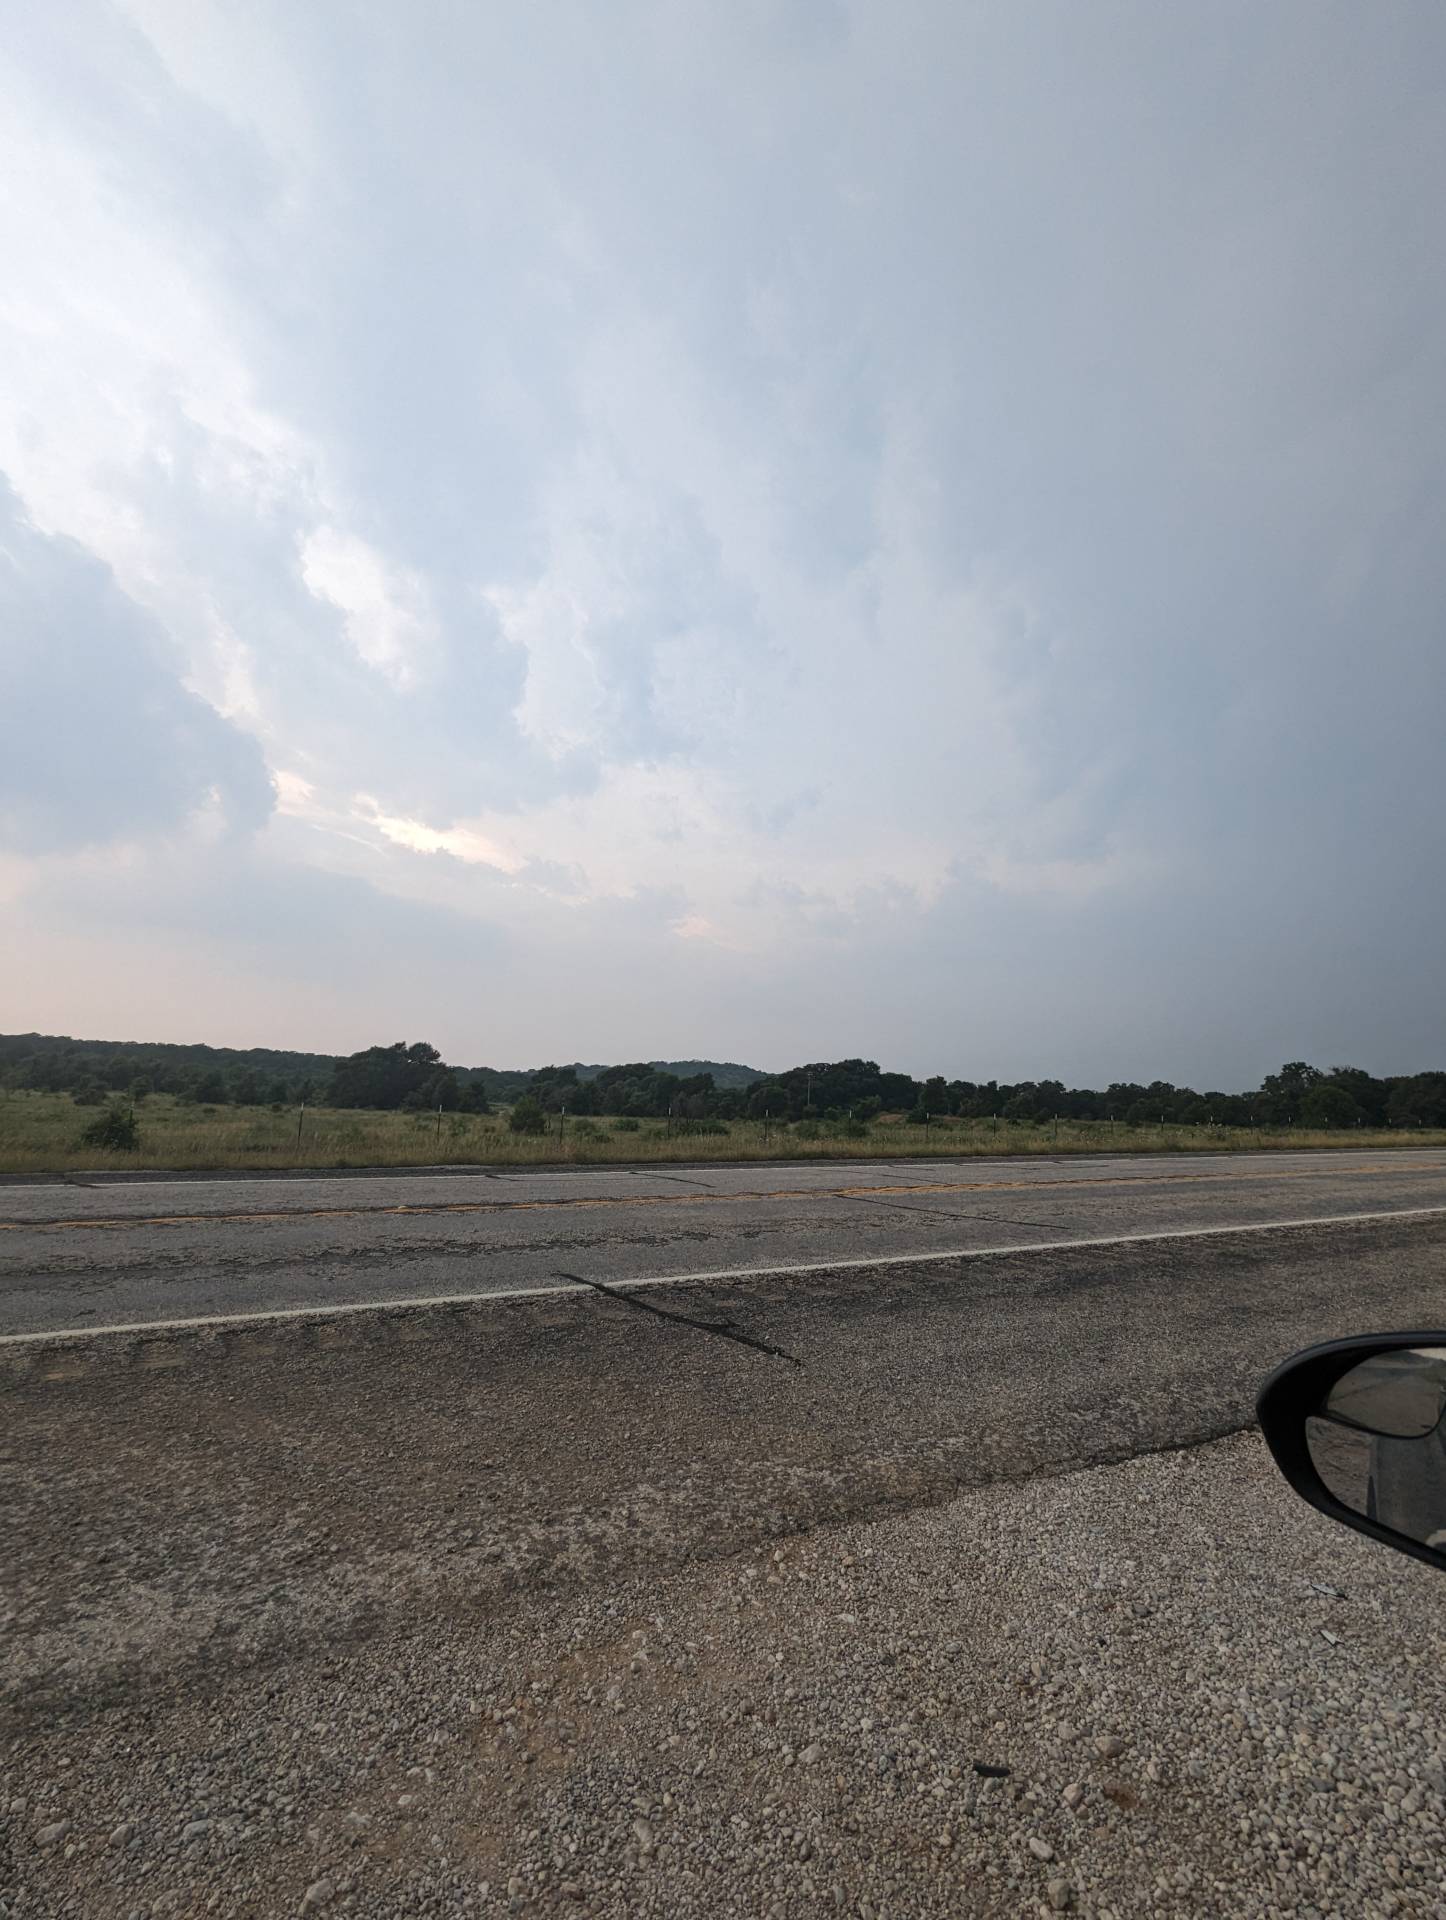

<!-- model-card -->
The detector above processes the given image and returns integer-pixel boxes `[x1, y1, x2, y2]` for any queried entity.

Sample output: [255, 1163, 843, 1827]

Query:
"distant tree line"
[4, 1032, 1445, 1130]
[509, 1055, 1446, 1130]
[0, 1032, 330, 1107]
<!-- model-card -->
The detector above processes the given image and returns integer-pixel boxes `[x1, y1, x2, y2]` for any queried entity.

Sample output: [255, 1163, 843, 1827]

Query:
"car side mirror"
[1258, 1334, 1446, 1573]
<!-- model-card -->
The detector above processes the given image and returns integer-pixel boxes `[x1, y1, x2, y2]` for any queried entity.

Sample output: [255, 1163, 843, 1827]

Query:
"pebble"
[36, 1820, 71, 1848]
[9, 1430, 1445, 1920]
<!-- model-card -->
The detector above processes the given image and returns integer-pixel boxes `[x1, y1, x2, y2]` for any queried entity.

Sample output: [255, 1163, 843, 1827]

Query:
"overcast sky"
[2, 2, 1443, 1085]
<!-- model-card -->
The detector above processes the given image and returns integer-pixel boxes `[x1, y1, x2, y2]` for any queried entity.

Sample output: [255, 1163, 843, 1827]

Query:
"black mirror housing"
[1258, 1333, 1446, 1574]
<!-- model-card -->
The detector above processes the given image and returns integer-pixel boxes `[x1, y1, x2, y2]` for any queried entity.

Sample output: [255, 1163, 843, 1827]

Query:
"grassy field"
[1, 1090, 1442, 1176]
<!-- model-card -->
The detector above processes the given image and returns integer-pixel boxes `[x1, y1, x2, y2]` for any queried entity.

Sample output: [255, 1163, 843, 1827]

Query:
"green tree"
[1258, 1062, 1322, 1125]
[1300, 1084, 1359, 1129]
[328, 1041, 445, 1109]
[508, 1095, 547, 1135]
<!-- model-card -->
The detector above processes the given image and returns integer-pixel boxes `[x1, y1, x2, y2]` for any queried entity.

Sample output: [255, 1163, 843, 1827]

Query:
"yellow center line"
[1, 1159, 1444, 1233]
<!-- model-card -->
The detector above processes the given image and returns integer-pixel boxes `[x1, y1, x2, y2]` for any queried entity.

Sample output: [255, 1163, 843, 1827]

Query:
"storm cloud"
[1, 1, 1442, 1081]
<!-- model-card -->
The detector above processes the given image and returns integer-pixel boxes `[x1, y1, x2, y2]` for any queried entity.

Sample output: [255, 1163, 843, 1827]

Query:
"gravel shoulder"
[4, 1431, 1443, 1920]
[4, 1218, 1446, 1917]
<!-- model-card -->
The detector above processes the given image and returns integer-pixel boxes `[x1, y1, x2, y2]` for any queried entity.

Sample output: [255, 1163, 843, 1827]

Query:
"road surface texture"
[3, 1157, 1446, 1916]
[2, 1146, 1445, 1336]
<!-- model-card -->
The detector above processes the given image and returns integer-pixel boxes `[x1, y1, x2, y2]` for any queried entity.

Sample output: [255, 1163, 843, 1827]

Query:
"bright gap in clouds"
[2, 1, 1444, 1082]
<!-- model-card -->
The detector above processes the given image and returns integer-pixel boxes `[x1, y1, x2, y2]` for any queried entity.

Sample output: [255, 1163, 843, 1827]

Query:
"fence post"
[296, 1103, 306, 1151]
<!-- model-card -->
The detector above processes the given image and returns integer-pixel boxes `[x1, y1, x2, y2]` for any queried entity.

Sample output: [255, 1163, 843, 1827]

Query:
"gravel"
[4, 1428, 1444, 1918]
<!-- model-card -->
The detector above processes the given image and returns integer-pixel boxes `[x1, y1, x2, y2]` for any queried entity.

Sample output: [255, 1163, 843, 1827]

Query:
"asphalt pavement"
[2, 1146, 1445, 1337]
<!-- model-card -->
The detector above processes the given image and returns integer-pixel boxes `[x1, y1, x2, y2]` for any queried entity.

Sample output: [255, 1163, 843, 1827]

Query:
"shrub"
[612, 1116, 642, 1133]
[509, 1096, 547, 1135]
[793, 1119, 823, 1140]
[80, 1104, 140, 1151]
[72, 1082, 106, 1106]
[904, 1105, 930, 1126]
[569, 1116, 599, 1137]
[672, 1118, 729, 1136]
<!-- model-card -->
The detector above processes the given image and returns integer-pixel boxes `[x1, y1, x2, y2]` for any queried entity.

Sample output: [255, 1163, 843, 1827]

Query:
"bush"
[71, 1082, 106, 1106]
[904, 1105, 930, 1126]
[569, 1116, 599, 1137]
[612, 1116, 642, 1133]
[672, 1118, 729, 1136]
[509, 1096, 547, 1135]
[80, 1104, 140, 1151]
[793, 1119, 823, 1140]
[840, 1116, 870, 1138]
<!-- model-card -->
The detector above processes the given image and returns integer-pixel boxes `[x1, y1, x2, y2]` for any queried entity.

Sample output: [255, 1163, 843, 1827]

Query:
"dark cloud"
[0, 479, 273, 851]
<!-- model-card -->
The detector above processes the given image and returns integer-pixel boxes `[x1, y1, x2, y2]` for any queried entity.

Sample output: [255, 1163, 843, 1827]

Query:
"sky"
[2, 1, 1443, 1086]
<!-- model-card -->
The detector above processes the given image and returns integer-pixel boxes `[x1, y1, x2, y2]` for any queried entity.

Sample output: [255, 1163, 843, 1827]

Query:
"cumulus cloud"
[299, 526, 438, 688]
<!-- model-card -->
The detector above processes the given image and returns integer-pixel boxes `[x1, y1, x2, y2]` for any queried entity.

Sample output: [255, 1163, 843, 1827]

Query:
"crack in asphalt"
[554, 1269, 803, 1368]
[7, 1158, 1443, 1232]
[841, 1192, 1077, 1234]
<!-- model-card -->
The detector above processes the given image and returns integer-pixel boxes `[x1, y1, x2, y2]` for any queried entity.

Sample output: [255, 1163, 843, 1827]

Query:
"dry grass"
[1, 1090, 1441, 1177]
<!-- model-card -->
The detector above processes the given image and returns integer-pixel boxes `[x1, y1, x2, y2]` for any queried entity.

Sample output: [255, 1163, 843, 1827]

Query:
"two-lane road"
[3, 1146, 1445, 1337]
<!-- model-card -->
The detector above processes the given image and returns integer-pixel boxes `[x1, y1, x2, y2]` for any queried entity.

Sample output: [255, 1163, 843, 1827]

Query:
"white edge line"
[3, 1204, 1445, 1350]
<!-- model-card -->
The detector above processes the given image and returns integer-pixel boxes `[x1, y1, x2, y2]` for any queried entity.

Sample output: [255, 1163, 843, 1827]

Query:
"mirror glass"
[1306, 1347, 1446, 1550]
